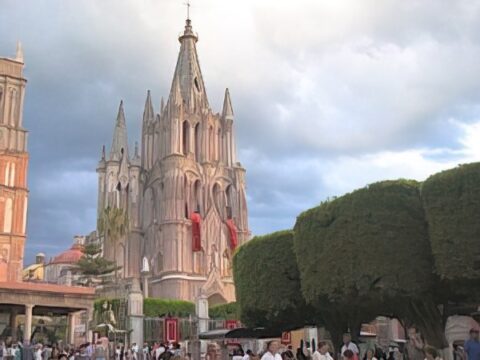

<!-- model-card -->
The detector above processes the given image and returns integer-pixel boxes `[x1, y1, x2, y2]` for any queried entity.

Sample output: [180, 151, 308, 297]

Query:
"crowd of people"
[250, 327, 480, 360]
[0, 326, 478, 360]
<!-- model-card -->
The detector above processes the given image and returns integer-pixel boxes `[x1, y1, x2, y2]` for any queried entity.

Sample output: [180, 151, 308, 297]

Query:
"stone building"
[0, 43, 28, 283]
[0, 44, 95, 346]
[97, 18, 250, 303]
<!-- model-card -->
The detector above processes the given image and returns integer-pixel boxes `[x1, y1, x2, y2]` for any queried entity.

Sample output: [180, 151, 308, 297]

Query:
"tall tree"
[97, 206, 129, 284]
[76, 243, 119, 286]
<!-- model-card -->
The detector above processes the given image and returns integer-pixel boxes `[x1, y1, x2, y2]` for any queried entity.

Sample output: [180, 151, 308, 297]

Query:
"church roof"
[167, 19, 209, 113]
[51, 244, 84, 265]
[110, 100, 129, 161]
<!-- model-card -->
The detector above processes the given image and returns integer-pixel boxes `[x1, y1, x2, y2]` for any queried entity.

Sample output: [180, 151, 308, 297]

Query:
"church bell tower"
[0, 43, 29, 282]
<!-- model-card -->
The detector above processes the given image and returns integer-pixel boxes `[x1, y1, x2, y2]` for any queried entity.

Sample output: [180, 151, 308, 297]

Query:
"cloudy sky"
[1, 0, 480, 263]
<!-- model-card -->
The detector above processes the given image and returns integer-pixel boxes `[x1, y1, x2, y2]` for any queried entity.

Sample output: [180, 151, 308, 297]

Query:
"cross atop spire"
[184, 0, 191, 20]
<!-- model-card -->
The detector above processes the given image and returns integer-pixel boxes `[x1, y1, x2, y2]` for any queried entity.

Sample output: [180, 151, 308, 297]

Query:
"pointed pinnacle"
[222, 88, 234, 118]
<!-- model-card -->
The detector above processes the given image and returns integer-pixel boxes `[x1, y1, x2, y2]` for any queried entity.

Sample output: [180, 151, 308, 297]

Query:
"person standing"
[261, 341, 282, 360]
[363, 349, 378, 360]
[313, 342, 334, 360]
[341, 334, 359, 359]
[424, 346, 442, 360]
[465, 329, 480, 360]
[405, 327, 425, 360]
[131, 343, 139, 360]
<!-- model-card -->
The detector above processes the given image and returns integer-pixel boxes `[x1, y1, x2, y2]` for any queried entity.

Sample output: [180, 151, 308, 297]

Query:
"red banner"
[225, 219, 238, 250]
[225, 320, 239, 329]
[165, 318, 178, 343]
[281, 332, 291, 345]
[190, 212, 202, 252]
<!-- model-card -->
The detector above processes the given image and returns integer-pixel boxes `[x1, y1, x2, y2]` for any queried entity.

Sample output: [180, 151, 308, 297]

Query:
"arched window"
[184, 176, 189, 219]
[9, 162, 15, 187]
[226, 185, 234, 219]
[182, 120, 190, 156]
[0, 87, 3, 124]
[216, 128, 221, 161]
[194, 123, 201, 162]
[193, 180, 202, 214]
[4, 162, 9, 186]
[209, 126, 214, 161]
[212, 183, 222, 217]
[4, 198, 12, 233]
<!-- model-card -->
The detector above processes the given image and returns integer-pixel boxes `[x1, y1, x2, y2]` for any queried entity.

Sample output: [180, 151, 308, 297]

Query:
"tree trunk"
[409, 299, 448, 349]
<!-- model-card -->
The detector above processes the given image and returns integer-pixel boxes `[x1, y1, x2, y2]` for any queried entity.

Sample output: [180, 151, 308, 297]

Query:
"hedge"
[233, 230, 312, 329]
[144, 298, 195, 317]
[422, 162, 480, 292]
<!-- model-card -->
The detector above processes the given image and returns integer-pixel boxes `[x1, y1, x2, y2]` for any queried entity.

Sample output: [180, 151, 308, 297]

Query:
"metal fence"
[144, 318, 229, 343]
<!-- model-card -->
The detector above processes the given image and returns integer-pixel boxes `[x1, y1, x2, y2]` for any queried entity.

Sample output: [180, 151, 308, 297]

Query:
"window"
[212, 183, 222, 217]
[209, 126, 214, 161]
[194, 77, 200, 92]
[182, 121, 189, 155]
[226, 185, 234, 219]
[193, 180, 202, 214]
[4, 198, 12, 233]
[194, 123, 201, 162]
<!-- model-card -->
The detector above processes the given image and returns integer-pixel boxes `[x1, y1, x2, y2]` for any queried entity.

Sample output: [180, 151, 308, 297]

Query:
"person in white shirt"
[131, 343, 139, 360]
[155, 344, 165, 359]
[34, 345, 43, 360]
[341, 334, 359, 357]
[261, 341, 282, 360]
[313, 342, 334, 360]
[242, 350, 253, 360]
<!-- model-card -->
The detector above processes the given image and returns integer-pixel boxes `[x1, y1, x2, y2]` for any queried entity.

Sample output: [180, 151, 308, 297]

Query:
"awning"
[199, 327, 282, 340]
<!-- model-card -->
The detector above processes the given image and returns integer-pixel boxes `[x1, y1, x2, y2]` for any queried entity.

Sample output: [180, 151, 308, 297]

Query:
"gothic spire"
[15, 41, 24, 63]
[222, 88, 234, 120]
[143, 90, 154, 124]
[167, 18, 209, 113]
[110, 100, 129, 161]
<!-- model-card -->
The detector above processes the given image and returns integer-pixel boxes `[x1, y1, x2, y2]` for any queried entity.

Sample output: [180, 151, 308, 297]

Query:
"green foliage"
[144, 298, 195, 317]
[97, 206, 129, 282]
[76, 243, 119, 286]
[422, 162, 480, 295]
[233, 230, 313, 330]
[294, 180, 434, 318]
[209, 302, 239, 320]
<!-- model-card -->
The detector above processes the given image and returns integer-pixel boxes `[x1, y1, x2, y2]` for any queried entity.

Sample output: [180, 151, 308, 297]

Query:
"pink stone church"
[96, 18, 250, 304]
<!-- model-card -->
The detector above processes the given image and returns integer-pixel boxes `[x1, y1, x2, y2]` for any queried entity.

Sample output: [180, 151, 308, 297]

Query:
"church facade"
[96, 18, 250, 303]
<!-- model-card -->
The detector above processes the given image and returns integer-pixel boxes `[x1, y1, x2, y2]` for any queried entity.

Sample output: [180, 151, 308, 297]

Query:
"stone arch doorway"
[207, 293, 227, 307]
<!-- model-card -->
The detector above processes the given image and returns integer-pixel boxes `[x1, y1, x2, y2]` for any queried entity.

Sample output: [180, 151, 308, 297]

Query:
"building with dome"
[44, 240, 84, 286]
[22, 253, 45, 281]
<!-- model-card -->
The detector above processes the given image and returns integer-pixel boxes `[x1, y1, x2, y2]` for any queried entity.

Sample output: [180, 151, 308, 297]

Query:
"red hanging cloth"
[190, 212, 202, 252]
[226, 219, 238, 250]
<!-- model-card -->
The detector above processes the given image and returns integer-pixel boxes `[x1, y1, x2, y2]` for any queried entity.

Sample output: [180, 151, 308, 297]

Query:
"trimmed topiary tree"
[294, 180, 444, 346]
[233, 230, 314, 330]
[422, 162, 480, 300]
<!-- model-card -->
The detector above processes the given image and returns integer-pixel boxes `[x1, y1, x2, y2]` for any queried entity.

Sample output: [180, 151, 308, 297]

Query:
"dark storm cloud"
[1, 0, 480, 263]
